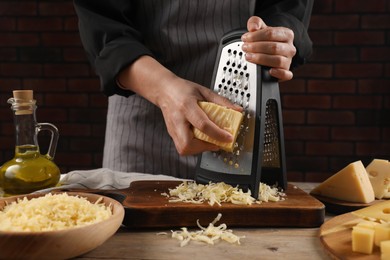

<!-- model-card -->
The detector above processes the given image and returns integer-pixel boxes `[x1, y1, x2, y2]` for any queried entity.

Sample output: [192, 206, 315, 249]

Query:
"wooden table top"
[74, 182, 333, 260]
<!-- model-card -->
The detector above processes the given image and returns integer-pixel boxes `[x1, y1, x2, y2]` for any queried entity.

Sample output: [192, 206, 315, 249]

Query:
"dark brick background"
[0, 0, 389, 182]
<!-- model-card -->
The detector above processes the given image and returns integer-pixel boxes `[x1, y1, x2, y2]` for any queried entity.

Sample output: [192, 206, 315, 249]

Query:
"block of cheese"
[356, 220, 379, 230]
[366, 159, 390, 199]
[375, 223, 390, 246]
[352, 226, 375, 254]
[352, 200, 390, 222]
[193, 101, 243, 152]
[381, 240, 390, 254]
[310, 161, 375, 203]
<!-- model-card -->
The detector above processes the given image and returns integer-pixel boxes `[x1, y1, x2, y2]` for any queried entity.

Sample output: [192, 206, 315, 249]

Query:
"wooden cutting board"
[88, 181, 325, 229]
[320, 213, 380, 259]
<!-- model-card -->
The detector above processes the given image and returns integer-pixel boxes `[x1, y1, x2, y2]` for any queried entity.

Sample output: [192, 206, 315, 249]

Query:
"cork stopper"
[13, 90, 33, 101]
[11, 90, 34, 115]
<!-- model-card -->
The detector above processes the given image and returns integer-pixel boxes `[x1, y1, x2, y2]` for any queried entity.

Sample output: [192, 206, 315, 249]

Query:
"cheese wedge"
[366, 159, 390, 199]
[193, 101, 243, 152]
[352, 200, 390, 222]
[310, 160, 375, 203]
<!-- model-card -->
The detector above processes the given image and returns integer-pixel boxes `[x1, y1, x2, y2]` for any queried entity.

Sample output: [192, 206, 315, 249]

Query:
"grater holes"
[262, 100, 280, 168]
[212, 42, 254, 169]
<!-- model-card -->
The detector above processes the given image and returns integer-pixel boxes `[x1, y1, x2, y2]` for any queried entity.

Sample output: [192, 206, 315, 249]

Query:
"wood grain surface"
[319, 213, 380, 259]
[68, 182, 331, 260]
[94, 181, 325, 229]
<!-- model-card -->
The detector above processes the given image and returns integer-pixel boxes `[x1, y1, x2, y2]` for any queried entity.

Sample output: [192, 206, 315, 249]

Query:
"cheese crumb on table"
[0, 193, 112, 232]
[170, 213, 244, 247]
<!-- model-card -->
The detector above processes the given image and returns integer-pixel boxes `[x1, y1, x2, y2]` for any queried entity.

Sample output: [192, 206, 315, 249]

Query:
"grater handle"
[261, 66, 278, 83]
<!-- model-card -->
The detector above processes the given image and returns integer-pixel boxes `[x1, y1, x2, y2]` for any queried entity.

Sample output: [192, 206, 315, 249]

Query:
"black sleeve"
[73, 0, 152, 97]
[74, 0, 313, 97]
[255, 0, 314, 68]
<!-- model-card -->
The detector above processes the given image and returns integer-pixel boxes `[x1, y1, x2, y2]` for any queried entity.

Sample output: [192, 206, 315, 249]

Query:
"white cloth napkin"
[38, 168, 187, 192]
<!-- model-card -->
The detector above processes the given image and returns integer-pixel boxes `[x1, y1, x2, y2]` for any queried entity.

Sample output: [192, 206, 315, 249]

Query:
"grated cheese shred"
[162, 181, 285, 206]
[170, 213, 244, 247]
[0, 193, 112, 232]
[258, 182, 286, 202]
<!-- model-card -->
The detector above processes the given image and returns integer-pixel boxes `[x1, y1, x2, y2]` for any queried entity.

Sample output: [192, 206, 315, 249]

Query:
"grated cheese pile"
[258, 182, 285, 202]
[0, 193, 112, 232]
[170, 213, 244, 247]
[162, 181, 285, 206]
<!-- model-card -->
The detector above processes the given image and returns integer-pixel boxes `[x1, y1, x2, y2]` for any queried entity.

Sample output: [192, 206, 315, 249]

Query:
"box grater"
[195, 30, 287, 198]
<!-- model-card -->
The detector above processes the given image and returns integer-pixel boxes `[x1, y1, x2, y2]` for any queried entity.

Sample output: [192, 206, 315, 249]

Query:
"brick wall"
[0, 1, 106, 173]
[0, 0, 389, 182]
[282, 0, 390, 181]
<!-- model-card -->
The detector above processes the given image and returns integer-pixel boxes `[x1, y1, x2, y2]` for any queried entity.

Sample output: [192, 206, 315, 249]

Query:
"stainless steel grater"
[195, 30, 287, 198]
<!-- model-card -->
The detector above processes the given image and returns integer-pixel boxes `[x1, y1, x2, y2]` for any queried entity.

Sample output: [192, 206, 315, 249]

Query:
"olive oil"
[0, 145, 60, 196]
[0, 90, 60, 197]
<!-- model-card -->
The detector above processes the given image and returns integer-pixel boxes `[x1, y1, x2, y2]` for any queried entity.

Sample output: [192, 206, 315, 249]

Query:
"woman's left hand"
[241, 16, 296, 82]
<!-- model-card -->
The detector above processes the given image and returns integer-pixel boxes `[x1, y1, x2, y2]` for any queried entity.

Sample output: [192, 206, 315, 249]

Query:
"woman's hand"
[157, 77, 242, 155]
[241, 16, 296, 82]
[118, 55, 242, 156]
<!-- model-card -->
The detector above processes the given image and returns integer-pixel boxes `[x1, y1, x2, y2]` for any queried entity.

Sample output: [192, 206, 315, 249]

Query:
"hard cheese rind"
[366, 159, 390, 199]
[193, 101, 243, 152]
[310, 160, 375, 203]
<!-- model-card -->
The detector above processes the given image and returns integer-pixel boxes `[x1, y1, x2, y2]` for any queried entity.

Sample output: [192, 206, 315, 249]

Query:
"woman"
[73, 0, 313, 178]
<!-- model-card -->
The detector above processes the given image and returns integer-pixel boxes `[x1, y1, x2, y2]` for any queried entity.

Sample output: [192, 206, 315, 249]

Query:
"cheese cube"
[381, 253, 390, 260]
[375, 224, 390, 246]
[310, 161, 375, 203]
[193, 101, 243, 152]
[381, 240, 390, 254]
[366, 159, 390, 199]
[352, 226, 375, 254]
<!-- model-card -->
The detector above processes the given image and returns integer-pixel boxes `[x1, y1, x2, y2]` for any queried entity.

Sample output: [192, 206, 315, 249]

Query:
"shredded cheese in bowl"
[0, 193, 112, 232]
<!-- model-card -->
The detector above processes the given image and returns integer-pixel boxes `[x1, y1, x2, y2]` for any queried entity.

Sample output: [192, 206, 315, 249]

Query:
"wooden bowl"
[0, 192, 125, 260]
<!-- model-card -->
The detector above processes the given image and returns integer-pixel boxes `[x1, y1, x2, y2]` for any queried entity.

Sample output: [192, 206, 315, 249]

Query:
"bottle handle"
[36, 123, 59, 160]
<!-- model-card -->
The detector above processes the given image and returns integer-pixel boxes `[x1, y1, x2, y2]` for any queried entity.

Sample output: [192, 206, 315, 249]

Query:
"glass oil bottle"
[0, 90, 61, 197]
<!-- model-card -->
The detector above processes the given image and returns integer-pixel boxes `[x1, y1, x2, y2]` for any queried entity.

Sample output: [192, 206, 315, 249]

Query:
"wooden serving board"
[311, 194, 382, 215]
[320, 213, 380, 259]
[87, 181, 325, 229]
